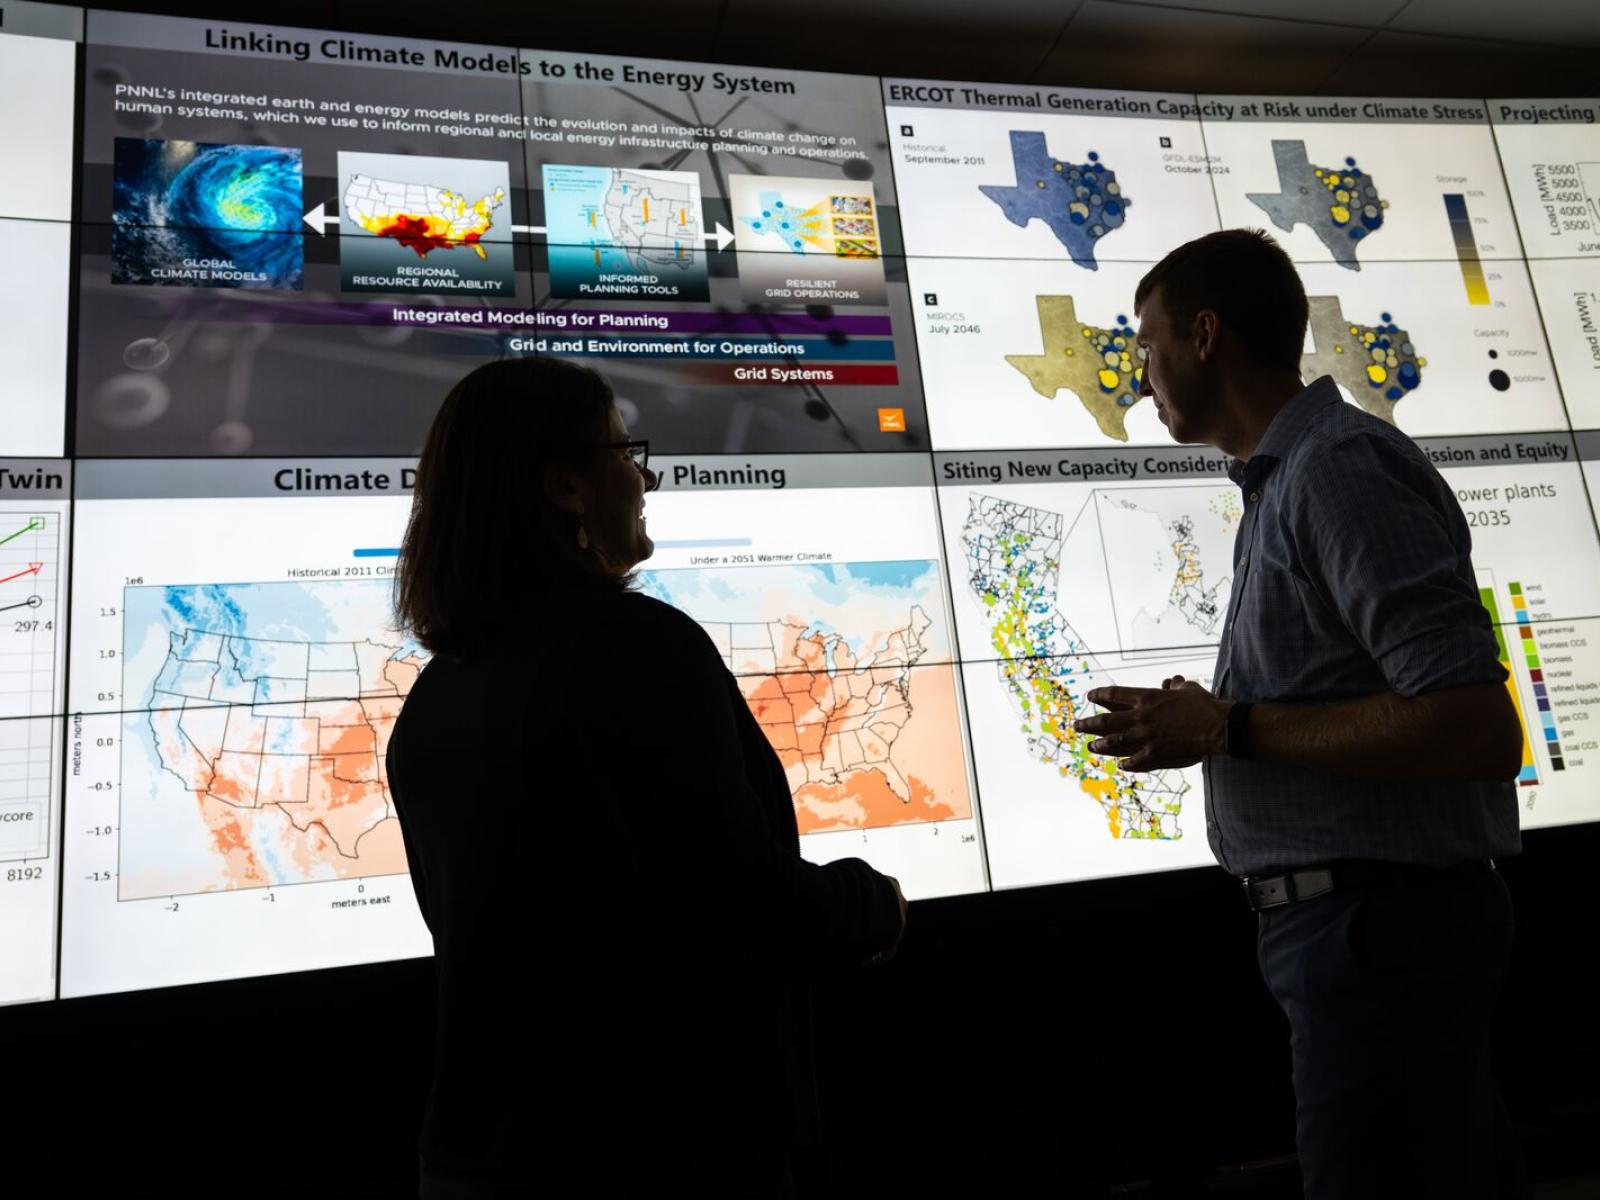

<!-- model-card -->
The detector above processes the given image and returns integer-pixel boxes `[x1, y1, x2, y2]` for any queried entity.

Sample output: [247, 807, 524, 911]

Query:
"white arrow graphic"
[301, 211, 730, 246]
[302, 202, 338, 234]
[506, 221, 731, 248]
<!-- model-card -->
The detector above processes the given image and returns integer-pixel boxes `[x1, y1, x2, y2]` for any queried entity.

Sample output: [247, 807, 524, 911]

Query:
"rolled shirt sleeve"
[1289, 429, 1507, 698]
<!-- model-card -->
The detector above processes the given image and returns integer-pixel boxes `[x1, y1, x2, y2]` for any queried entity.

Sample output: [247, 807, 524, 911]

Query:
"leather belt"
[1242, 858, 1495, 912]
[1243, 867, 1334, 910]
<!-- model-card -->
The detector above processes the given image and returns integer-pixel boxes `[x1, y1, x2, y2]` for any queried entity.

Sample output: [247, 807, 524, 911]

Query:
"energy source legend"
[1480, 579, 1539, 787]
[1511, 581, 1564, 774]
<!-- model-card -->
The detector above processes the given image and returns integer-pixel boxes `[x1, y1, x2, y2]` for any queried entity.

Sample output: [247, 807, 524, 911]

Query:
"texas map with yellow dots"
[1006, 296, 1148, 441]
[1302, 296, 1425, 424]
[1248, 141, 1388, 269]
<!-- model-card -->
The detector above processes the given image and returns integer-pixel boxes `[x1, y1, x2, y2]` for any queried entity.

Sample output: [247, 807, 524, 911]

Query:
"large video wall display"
[0, 2, 77, 460]
[75, 15, 926, 457]
[0, 1, 1598, 1003]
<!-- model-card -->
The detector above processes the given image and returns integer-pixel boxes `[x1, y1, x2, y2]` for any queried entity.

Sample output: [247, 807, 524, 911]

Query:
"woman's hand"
[870, 876, 908, 965]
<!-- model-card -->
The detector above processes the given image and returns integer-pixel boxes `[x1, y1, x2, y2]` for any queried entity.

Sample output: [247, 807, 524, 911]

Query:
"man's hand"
[1074, 676, 1230, 771]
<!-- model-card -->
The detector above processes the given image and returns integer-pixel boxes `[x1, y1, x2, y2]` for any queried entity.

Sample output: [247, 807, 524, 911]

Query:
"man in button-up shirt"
[1076, 230, 1527, 1199]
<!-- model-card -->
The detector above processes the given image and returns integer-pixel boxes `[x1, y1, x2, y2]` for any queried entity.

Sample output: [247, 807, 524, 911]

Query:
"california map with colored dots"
[980, 132, 1128, 269]
[1302, 296, 1424, 424]
[961, 494, 1186, 842]
[1247, 141, 1387, 269]
[1005, 296, 1147, 440]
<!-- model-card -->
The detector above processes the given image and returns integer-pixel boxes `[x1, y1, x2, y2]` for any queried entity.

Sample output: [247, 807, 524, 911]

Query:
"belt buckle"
[1243, 873, 1294, 910]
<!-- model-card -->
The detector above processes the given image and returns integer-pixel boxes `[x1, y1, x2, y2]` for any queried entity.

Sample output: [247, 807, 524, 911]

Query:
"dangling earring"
[576, 520, 590, 551]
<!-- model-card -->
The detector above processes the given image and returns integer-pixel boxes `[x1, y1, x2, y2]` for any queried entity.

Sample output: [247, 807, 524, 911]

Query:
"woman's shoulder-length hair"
[394, 358, 625, 658]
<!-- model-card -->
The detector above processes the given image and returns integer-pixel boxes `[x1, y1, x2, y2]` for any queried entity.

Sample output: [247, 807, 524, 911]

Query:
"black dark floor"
[3, 824, 1595, 1197]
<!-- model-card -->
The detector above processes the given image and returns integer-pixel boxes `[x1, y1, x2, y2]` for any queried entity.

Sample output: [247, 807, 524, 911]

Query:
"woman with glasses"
[386, 357, 907, 1199]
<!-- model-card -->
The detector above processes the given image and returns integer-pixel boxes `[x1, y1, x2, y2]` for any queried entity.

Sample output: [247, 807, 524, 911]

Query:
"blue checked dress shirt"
[1203, 375, 1521, 875]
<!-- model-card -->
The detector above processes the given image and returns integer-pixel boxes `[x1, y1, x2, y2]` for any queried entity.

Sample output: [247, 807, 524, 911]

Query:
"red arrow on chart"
[0, 563, 42, 586]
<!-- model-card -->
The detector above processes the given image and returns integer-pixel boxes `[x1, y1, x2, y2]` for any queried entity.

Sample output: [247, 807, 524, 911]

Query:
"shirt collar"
[1228, 375, 1343, 493]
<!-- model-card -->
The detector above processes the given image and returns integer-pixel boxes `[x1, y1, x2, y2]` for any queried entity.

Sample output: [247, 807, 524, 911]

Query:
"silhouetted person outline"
[387, 358, 906, 1198]
[1077, 230, 1530, 1200]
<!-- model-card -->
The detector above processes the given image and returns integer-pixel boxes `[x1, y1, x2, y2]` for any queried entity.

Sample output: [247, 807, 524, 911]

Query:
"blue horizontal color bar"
[652, 538, 755, 549]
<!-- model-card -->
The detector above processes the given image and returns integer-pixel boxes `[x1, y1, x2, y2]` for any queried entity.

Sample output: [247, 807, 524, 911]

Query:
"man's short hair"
[1135, 229, 1308, 372]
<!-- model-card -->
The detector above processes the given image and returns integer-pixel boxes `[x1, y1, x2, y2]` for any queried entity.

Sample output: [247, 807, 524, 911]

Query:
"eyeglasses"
[600, 439, 658, 489]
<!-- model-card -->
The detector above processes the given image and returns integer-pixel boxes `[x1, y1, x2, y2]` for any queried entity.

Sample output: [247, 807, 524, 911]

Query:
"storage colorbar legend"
[1443, 192, 1491, 306]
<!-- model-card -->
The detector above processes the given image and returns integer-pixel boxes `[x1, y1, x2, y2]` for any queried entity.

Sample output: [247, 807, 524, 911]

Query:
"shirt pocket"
[1227, 540, 1317, 698]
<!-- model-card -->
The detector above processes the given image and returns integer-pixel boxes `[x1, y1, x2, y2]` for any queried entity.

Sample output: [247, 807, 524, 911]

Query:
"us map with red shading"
[342, 174, 506, 259]
[642, 561, 976, 836]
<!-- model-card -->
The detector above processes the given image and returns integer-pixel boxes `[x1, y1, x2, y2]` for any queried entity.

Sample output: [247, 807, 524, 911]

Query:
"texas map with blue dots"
[979, 132, 1129, 270]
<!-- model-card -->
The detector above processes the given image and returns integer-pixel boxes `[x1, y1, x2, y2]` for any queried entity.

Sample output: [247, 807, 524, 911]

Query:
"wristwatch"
[1225, 701, 1255, 760]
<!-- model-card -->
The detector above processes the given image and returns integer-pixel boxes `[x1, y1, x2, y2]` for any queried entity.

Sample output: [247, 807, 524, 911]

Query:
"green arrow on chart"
[0, 517, 44, 549]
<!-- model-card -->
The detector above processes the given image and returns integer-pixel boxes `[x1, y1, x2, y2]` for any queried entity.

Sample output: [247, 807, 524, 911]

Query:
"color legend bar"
[1480, 583, 1539, 786]
[651, 538, 756, 549]
[1511, 581, 1564, 773]
[1443, 193, 1491, 306]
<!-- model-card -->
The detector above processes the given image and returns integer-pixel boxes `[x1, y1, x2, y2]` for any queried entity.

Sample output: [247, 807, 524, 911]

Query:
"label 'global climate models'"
[77, 18, 932, 457]
[77, 11, 534, 457]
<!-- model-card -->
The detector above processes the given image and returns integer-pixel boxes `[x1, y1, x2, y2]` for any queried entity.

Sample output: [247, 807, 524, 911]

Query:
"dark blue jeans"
[1256, 864, 1529, 1200]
